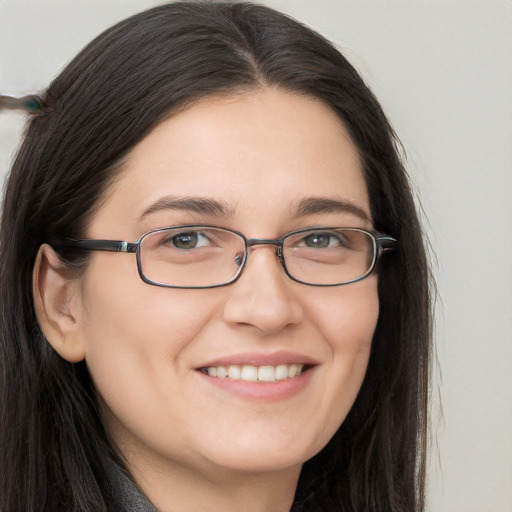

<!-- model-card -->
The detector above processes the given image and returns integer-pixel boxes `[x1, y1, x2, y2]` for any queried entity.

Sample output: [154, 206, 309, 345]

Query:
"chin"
[199, 435, 326, 475]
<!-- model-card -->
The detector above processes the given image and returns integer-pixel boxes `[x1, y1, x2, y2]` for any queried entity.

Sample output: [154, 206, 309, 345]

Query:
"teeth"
[241, 365, 258, 381]
[203, 363, 304, 382]
[275, 364, 289, 380]
[258, 365, 275, 382]
[289, 363, 300, 378]
[228, 365, 241, 380]
[216, 366, 228, 378]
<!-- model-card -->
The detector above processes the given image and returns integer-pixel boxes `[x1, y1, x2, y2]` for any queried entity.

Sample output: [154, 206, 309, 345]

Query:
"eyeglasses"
[54, 225, 397, 288]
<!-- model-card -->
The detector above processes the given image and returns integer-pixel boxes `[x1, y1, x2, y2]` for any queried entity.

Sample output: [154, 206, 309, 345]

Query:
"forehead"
[89, 89, 370, 237]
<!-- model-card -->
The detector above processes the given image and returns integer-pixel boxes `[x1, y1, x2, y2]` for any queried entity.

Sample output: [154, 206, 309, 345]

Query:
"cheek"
[305, 277, 379, 439]
[77, 257, 218, 408]
[80, 253, 215, 347]
[314, 275, 379, 354]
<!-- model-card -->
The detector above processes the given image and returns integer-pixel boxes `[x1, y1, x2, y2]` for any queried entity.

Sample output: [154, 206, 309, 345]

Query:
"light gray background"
[1, 1, 511, 511]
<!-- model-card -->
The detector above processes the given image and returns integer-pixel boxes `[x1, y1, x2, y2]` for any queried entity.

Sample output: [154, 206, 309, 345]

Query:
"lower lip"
[196, 368, 315, 402]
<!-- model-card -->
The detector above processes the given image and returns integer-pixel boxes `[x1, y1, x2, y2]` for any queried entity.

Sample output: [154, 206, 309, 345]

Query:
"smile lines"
[201, 363, 305, 382]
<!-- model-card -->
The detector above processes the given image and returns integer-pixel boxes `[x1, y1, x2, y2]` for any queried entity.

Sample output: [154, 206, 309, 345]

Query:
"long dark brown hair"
[0, 3, 432, 511]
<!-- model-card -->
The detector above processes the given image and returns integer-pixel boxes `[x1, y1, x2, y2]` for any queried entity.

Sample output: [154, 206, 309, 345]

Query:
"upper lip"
[197, 350, 320, 369]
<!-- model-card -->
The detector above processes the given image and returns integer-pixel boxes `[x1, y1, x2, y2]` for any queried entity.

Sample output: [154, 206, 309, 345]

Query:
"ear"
[32, 244, 86, 362]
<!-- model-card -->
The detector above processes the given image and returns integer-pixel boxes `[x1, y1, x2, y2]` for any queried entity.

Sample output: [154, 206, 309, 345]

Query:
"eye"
[301, 232, 346, 249]
[168, 231, 210, 250]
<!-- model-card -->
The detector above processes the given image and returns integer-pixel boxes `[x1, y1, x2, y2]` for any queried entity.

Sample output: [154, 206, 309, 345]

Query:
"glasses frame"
[53, 225, 397, 288]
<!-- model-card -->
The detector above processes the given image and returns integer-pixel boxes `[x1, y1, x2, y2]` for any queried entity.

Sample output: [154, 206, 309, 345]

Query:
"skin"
[35, 88, 379, 512]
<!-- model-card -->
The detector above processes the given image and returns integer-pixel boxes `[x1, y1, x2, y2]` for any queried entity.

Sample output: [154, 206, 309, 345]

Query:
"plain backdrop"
[1, 1, 511, 511]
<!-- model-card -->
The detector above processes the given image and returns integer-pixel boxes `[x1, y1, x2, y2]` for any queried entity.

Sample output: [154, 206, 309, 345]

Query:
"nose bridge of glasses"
[246, 237, 284, 258]
[246, 237, 282, 247]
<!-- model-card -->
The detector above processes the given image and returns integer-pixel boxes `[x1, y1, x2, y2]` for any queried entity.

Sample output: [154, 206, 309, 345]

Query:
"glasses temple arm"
[376, 235, 397, 255]
[52, 239, 138, 253]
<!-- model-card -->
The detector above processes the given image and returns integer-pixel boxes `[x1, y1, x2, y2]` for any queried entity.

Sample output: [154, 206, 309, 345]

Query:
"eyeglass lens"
[138, 226, 376, 288]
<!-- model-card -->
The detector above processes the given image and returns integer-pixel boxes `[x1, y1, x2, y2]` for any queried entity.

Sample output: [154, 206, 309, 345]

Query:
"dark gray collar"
[106, 458, 158, 512]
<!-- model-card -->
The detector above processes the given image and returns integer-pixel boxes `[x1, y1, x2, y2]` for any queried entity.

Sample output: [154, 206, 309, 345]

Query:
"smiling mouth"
[199, 363, 309, 382]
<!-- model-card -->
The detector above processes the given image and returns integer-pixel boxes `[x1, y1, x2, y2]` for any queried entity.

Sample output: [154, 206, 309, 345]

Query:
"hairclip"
[0, 93, 45, 114]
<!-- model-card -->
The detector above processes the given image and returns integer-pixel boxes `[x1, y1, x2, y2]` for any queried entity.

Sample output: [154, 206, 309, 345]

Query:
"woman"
[0, 2, 432, 511]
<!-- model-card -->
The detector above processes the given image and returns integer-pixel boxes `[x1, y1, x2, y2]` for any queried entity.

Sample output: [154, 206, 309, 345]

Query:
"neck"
[125, 452, 301, 512]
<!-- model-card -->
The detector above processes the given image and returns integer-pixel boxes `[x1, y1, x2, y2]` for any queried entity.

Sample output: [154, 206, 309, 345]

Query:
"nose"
[222, 245, 304, 334]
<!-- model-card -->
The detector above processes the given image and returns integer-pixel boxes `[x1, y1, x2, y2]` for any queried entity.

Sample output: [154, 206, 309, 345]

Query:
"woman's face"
[74, 89, 379, 479]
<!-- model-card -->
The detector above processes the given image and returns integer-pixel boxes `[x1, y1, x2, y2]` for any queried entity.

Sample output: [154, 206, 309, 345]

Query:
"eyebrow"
[139, 195, 369, 223]
[294, 197, 370, 222]
[139, 196, 234, 220]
